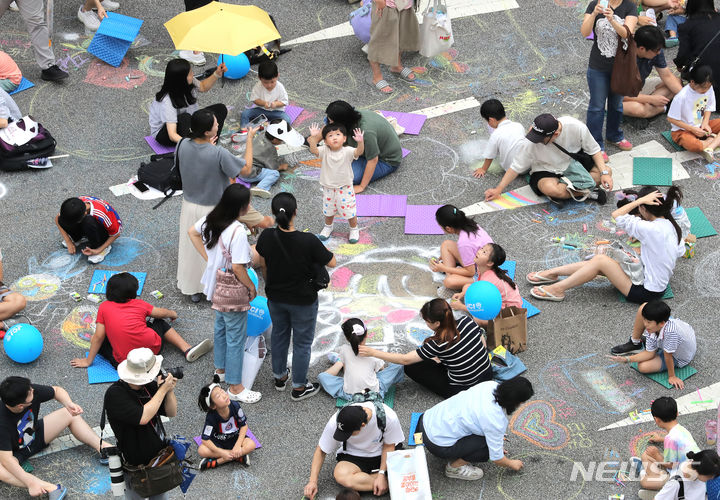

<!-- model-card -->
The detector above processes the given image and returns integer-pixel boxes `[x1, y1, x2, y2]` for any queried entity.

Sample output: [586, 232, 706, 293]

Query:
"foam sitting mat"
[686, 207, 717, 238]
[335, 386, 396, 408]
[630, 362, 698, 389]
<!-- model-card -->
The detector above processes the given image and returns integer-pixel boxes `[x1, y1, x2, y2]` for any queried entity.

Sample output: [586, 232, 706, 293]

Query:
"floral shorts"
[323, 185, 356, 219]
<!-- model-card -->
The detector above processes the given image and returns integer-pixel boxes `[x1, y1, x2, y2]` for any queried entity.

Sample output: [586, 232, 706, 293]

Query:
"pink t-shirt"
[479, 270, 523, 309]
[0, 51, 22, 85]
[457, 228, 493, 267]
[386, 0, 413, 10]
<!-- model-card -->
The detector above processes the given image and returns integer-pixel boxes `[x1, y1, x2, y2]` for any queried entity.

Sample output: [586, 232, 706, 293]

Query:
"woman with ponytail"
[359, 299, 492, 398]
[430, 205, 493, 290]
[451, 243, 522, 325]
[645, 449, 720, 500]
[255, 193, 337, 401]
[529, 186, 685, 304]
[317, 318, 404, 400]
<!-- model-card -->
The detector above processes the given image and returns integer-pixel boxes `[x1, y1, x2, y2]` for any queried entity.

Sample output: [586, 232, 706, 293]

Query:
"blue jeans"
[586, 67, 624, 151]
[268, 299, 319, 389]
[239, 168, 280, 191]
[351, 156, 399, 185]
[214, 310, 248, 385]
[240, 107, 292, 126]
[665, 14, 686, 35]
[318, 363, 404, 400]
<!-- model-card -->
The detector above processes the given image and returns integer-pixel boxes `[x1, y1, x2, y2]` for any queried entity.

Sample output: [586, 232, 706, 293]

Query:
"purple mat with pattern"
[194, 430, 262, 449]
[356, 195, 407, 217]
[379, 111, 427, 135]
[404, 205, 443, 234]
[144, 136, 175, 155]
[285, 105, 304, 124]
[402, 148, 410, 158]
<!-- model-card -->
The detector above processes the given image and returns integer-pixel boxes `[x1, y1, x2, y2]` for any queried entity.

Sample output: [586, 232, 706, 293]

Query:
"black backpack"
[137, 138, 185, 209]
[0, 118, 57, 172]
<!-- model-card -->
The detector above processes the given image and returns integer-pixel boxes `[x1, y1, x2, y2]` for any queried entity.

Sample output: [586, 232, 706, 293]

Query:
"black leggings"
[58, 215, 109, 250]
[404, 359, 492, 399]
[99, 319, 172, 367]
[155, 103, 228, 147]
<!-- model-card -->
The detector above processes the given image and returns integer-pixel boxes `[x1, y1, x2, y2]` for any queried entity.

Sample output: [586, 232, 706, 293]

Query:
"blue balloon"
[464, 281, 502, 320]
[247, 296, 271, 337]
[247, 268, 259, 289]
[3, 323, 43, 363]
[220, 53, 250, 80]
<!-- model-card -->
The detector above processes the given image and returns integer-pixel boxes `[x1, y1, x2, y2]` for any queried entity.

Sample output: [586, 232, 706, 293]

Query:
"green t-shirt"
[346, 110, 403, 167]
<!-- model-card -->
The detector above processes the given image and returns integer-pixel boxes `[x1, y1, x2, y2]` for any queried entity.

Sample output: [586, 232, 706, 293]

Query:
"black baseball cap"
[333, 406, 368, 441]
[526, 113, 559, 143]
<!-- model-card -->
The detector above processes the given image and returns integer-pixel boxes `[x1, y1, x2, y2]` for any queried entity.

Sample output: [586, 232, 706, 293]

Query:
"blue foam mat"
[499, 260, 516, 280]
[87, 12, 143, 67]
[86, 352, 119, 384]
[522, 298, 540, 318]
[96, 12, 143, 41]
[408, 412, 423, 446]
[89, 270, 147, 295]
[87, 35, 132, 67]
[8, 77, 34, 95]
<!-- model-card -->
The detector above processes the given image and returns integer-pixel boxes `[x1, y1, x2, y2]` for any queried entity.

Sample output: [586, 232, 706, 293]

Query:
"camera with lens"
[104, 445, 126, 497]
[160, 367, 184, 380]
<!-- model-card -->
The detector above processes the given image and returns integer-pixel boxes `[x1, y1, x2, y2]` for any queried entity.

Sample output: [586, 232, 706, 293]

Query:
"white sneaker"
[78, 6, 101, 31]
[250, 187, 271, 198]
[349, 227, 360, 244]
[100, 0, 120, 11]
[318, 224, 333, 241]
[9, 2, 19, 11]
[87, 245, 111, 264]
[445, 463, 484, 481]
[179, 50, 206, 66]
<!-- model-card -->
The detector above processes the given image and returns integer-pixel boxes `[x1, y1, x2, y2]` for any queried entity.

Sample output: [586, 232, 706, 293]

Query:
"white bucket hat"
[117, 348, 163, 385]
[266, 120, 305, 147]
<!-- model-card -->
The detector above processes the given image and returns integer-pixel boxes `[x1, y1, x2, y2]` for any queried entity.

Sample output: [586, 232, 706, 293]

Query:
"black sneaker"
[587, 188, 607, 205]
[610, 339, 644, 355]
[274, 369, 290, 391]
[199, 458, 219, 470]
[238, 454, 250, 466]
[41, 64, 68, 81]
[291, 382, 320, 401]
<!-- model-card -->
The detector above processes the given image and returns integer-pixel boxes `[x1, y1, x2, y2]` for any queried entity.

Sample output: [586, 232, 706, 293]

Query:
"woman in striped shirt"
[358, 299, 492, 398]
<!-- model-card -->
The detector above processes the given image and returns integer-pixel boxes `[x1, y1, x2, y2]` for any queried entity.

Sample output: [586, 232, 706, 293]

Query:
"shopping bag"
[349, 0, 372, 44]
[611, 25, 643, 97]
[419, 0, 453, 58]
[387, 447, 432, 499]
[241, 335, 266, 391]
[487, 306, 527, 354]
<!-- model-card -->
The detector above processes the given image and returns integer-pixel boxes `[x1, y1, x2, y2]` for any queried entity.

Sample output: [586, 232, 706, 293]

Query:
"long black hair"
[640, 185, 684, 244]
[685, 0, 719, 18]
[341, 318, 367, 355]
[686, 449, 720, 477]
[420, 299, 459, 348]
[202, 184, 251, 249]
[271, 192, 297, 230]
[325, 101, 362, 139]
[486, 243, 517, 290]
[155, 58, 197, 109]
[435, 205, 479, 235]
[494, 376, 534, 415]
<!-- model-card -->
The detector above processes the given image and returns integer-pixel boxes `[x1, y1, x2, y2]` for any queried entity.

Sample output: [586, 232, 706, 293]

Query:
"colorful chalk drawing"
[60, 305, 98, 349]
[496, 451, 586, 499]
[84, 57, 147, 90]
[82, 462, 111, 495]
[582, 369, 636, 413]
[509, 400, 570, 450]
[629, 430, 658, 458]
[11, 274, 61, 301]
[28, 250, 86, 280]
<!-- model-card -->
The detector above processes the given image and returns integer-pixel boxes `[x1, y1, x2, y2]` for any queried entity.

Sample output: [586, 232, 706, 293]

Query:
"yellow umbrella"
[164, 2, 280, 56]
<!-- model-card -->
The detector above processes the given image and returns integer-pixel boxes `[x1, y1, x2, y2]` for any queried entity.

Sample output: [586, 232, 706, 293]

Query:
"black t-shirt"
[104, 381, 167, 466]
[256, 228, 334, 305]
[637, 50, 667, 83]
[201, 401, 247, 450]
[0, 384, 54, 459]
[586, 0, 638, 72]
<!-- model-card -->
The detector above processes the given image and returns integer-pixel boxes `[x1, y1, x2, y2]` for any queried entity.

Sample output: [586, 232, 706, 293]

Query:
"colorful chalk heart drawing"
[84, 57, 146, 89]
[510, 400, 570, 450]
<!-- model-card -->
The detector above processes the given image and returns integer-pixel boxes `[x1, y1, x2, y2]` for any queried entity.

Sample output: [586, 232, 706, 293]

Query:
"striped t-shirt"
[416, 315, 492, 387]
[644, 318, 697, 367]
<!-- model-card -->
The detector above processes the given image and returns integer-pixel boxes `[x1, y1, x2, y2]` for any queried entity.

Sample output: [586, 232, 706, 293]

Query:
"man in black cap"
[485, 113, 613, 206]
[303, 402, 404, 499]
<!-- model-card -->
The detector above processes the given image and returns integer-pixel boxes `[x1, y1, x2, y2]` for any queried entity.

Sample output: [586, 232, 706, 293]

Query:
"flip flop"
[366, 76, 393, 94]
[391, 67, 416, 81]
[530, 285, 565, 302]
[526, 272, 558, 285]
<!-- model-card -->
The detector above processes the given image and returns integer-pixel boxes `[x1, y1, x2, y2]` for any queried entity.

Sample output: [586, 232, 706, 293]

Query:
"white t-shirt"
[249, 81, 288, 112]
[194, 218, 251, 301]
[339, 343, 384, 394]
[148, 78, 201, 136]
[511, 116, 601, 175]
[318, 145, 357, 188]
[668, 83, 716, 132]
[484, 119, 526, 171]
[318, 402, 404, 458]
[654, 474, 706, 500]
[615, 214, 684, 292]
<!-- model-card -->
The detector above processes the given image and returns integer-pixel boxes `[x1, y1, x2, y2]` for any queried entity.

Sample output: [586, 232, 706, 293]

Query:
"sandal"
[391, 67, 416, 81]
[367, 76, 393, 94]
[526, 272, 558, 285]
[530, 285, 565, 302]
[229, 388, 262, 404]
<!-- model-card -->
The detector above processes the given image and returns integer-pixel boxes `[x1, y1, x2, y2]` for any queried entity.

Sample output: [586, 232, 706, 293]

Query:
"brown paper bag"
[486, 306, 527, 354]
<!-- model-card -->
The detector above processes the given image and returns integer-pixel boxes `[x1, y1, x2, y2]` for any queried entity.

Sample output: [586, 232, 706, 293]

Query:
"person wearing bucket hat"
[104, 348, 179, 488]
[485, 114, 614, 207]
[303, 402, 404, 499]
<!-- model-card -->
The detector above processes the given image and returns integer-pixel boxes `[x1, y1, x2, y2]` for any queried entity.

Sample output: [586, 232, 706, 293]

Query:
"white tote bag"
[241, 334, 266, 390]
[419, 0, 453, 58]
[387, 447, 432, 499]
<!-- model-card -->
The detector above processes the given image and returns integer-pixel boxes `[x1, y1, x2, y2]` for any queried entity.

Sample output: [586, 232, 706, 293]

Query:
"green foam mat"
[633, 157, 673, 186]
[619, 285, 673, 302]
[686, 206, 717, 238]
[336, 385, 396, 408]
[661, 131, 684, 151]
[630, 362, 698, 389]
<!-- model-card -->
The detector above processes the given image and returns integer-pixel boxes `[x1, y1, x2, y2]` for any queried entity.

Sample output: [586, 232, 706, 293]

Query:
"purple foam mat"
[404, 205, 444, 234]
[285, 105, 304, 124]
[145, 136, 175, 155]
[379, 111, 427, 135]
[194, 430, 262, 449]
[402, 147, 410, 158]
[356, 194, 407, 217]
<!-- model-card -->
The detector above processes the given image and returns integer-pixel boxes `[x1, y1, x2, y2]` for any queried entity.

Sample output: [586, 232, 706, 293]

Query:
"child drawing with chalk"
[197, 376, 257, 470]
[451, 243, 522, 326]
[609, 300, 696, 389]
[318, 318, 404, 400]
[472, 99, 526, 178]
[430, 205, 493, 290]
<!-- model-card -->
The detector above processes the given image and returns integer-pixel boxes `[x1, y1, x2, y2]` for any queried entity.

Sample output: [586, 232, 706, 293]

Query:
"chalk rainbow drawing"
[60, 305, 98, 349]
[11, 274, 61, 302]
[629, 430, 658, 458]
[485, 190, 543, 210]
[509, 400, 570, 450]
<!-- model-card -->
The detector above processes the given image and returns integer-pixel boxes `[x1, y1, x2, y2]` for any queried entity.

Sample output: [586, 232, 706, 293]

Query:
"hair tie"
[278, 208, 285, 212]
[615, 192, 637, 202]
[352, 324, 365, 336]
[453, 208, 457, 214]
[205, 383, 220, 408]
